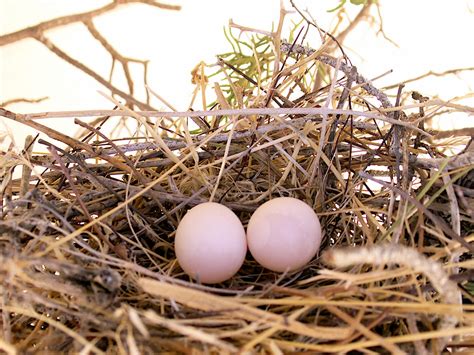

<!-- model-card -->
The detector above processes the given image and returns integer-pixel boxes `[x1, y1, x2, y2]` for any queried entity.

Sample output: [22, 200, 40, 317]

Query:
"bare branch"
[383, 66, 474, 90]
[83, 18, 149, 97]
[33, 32, 154, 110]
[0, 0, 180, 46]
[0, 107, 135, 175]
[0, 97, 48, 107]
[281, 41, 393, 109]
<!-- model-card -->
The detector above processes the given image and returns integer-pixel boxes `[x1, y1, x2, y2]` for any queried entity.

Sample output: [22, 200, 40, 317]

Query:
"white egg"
[246, 197, 322, 272]
[175, 202, 247, 284]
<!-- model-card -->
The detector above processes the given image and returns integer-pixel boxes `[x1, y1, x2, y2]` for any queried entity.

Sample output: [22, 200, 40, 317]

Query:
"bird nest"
[1, 8, 474, 355]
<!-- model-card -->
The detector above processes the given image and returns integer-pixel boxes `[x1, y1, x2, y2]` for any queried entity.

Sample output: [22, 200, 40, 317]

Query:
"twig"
[19, 135, 36, 197]
[0, 97, 48, 107]
[311, 56, 342, 197]
[281, 40, 393, 109]
[406, 315, 429, 355]
[327, 65, 357, 156]
[429, 127, 474, 139]
[416, 150, 474, 170]
[374, 2, 399, 48]
[289, 0, 353, 62]
[33, 33, 154, 110]
[327, 305, 405, 355]
[77, 115, 377, 160]
[73, 118, 179, 226]
[0, 108, 136, 175]
[16, 106, 382, 121]
[48, 145, 115, 250]
[383, 66, 474, 90]
[8, 107, 427, 134]
[322, 244, 462, 353]
[217, 58, 293, 107]
[0, 0, 180, 46]
[391, 84, 405, 186]
[332, 2, 374, 51]
[359, 171, 473, 253]
[83, 19, 149, 97]
[0, 1, 179, 111]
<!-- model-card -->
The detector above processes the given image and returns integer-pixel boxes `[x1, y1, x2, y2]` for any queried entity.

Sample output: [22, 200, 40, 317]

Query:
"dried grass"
[1, 3, 474, 354]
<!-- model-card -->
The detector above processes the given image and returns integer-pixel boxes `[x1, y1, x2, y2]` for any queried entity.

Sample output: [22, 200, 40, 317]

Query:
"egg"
[175, 202, 247, 284]
[246, 197, 322, 272]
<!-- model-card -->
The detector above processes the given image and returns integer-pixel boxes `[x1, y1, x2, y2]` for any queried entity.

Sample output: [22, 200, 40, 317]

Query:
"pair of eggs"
[175, 197, 322, 284]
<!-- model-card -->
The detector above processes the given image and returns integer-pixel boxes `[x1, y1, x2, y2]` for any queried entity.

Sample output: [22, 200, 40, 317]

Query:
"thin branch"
[430, 127, 474, 139]
[333, 2, 374, 50]
[327, 65, 357, 156]
[383, 66, 474, 90]
[72, 172, 257, 213]
[78, 120, 375, 159]
[0, 0, 180, 46]
[8, 106, 425, 133]
[289, 0, 352, 63]
[0, 1, 179, 111]
[0, 107, 135, 175]
[0, 97, 48, 107]
[48, 145, 115, 250]
[390, 84, 405, 186]
[281, 40, 393, 109]
[19, 135, 36, 197]
[33, 33, 154, 110]
[374, 2, 399, 48]
[416, 150, 474, 170]
[83, 19, 149, 97]
[359, 171, 473, 253]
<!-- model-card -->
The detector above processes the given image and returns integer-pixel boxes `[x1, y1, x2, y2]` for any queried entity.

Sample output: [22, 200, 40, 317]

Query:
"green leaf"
[350, 0, 367, 4]
[327, 0, 346, 12]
